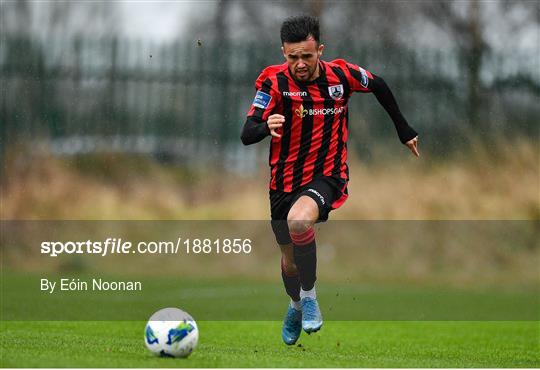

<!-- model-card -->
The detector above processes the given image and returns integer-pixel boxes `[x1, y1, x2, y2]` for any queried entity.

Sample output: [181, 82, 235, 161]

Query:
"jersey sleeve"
[246, 71, 279, 121]
[334, 59, 374, 93]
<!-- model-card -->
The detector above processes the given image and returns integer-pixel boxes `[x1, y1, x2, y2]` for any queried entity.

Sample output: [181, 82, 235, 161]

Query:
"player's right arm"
[241, 72, 282, 145]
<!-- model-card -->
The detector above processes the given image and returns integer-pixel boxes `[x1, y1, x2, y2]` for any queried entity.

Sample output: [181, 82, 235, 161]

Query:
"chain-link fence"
[2, 35, 539, 165]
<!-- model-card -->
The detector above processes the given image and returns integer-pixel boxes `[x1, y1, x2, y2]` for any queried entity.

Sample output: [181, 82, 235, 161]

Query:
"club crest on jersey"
[328, 84, 344, 100]
[252, 90, 272, 109]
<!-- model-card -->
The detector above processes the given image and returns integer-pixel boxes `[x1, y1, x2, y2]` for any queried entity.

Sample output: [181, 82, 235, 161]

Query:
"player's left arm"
[369, 74, 419, 157]
[342, 61, 419, 157]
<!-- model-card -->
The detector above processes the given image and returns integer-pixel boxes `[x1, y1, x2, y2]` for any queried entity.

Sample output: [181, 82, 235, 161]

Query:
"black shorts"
[269, 176, 344, 245]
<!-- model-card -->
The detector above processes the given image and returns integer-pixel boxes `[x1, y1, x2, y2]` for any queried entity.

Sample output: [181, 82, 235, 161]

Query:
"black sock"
[281, 270, 301, 302]
[293, 241, 317, 291]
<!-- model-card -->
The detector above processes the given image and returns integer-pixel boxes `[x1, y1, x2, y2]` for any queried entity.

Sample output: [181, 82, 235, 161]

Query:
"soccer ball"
[144, 307, 199, 358]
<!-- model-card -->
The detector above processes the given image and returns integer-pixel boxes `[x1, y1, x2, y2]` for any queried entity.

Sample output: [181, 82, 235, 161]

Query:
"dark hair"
[280, 15, 320, 44]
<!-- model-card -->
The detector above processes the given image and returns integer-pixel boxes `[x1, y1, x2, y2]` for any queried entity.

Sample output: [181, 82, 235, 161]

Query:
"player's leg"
[278, 242, 302, 345]
[271, 217, 302, 304]
[287, 196, 318, 292]
[270, 190, 303, 345]
[287, 196, 323, 333]
[280, 243, 300, 302]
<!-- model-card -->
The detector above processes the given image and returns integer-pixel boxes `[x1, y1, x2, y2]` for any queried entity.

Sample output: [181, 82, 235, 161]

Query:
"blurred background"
[1, 0, 538, 220]
[0, 1, 538, 296]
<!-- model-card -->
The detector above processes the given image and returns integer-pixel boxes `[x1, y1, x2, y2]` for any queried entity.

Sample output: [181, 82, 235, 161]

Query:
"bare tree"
[420, 0, 539, 129]
[421, 1, 486, 128]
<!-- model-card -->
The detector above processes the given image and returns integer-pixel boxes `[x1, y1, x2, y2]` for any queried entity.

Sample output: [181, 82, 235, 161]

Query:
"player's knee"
[286, 210, 313, 235]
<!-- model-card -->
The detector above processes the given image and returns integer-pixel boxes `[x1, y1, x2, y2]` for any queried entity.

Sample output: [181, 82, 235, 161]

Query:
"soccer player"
[241, 15, 419, 345]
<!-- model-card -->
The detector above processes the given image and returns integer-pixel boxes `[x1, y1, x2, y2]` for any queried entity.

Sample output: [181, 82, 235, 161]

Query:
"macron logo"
[307, 188, 325, 205]
[283, 91, 307, 97]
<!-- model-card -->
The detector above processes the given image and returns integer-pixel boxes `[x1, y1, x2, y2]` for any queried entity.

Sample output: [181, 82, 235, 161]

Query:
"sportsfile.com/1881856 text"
[40, 238, 252, 257]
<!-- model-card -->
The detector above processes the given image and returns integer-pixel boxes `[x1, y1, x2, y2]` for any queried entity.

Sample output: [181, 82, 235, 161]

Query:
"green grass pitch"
[1, 321, 538, 367]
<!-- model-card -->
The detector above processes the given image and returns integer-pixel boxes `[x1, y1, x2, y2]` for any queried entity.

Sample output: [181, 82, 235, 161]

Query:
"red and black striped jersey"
[246, 59, 374, 204]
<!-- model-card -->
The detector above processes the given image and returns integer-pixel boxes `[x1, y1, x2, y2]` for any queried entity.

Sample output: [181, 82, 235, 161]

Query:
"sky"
[117, 1, 195, 42]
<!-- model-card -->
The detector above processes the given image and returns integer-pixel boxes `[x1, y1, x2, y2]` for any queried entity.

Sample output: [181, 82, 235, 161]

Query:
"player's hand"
[267, 114, 285, 138]
[405, 136, 419, 157]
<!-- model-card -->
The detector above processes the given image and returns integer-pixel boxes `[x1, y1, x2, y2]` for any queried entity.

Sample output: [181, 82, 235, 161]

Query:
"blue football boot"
[282, 304, 302, 345]
[301, 297, 323, 333]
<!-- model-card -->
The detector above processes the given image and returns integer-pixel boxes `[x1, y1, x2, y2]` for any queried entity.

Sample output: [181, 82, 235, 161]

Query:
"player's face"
[282, 38, 324, 82]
